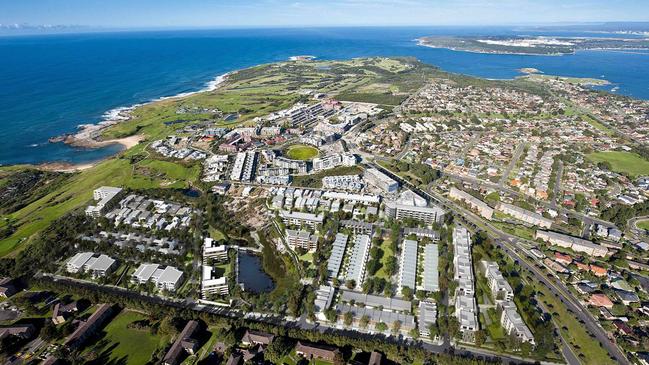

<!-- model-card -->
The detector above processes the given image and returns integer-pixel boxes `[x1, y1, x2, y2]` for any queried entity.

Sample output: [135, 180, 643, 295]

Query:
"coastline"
[38, 72, 231, 172]
[415, 39, 569, 56]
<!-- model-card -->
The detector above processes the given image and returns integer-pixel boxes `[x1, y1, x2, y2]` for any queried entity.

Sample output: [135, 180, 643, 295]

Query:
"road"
[369, 162, 630, 365]
[550, 160, 563, 210]
[499, 142, 526, 187]
[37, 273, 541, 364]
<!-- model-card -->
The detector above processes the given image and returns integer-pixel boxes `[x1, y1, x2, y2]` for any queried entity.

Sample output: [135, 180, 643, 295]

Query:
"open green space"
[209, 227, 227, 241]
[582, 115, 614, 136]
[533, 283, 615, 365]
[89, 310, 167, 365]
[636, 220, 649, 230]
[374, 237, 395, 280]
[491, 221, 535, 240]
[587, 151, 649, 178]
[285, 144, 319, 161]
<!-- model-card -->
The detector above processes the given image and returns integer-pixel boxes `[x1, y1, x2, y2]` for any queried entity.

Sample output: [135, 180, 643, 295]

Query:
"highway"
[369, 162, 630, 365]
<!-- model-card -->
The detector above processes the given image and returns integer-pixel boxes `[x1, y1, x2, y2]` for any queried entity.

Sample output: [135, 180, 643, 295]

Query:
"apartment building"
[449, 187, 494, 220]
[286, 229, 319, 251]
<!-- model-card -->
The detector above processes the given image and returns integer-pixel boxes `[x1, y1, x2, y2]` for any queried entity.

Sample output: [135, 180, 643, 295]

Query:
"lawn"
[636, 220, 649, 230]
[491, 221, 535, 241]
[374, 237, 395, 280]
[90, 310, 167, 365]
[285, 144, 319, 160]
[587, 151, 649, 178]
[582, 115, 614, 136]
[209, 227, 227, 241]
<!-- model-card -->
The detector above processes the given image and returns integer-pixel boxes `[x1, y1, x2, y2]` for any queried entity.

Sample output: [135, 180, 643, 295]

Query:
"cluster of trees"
[0, 213, 90, 278]
[365, 237, 385, 276]
[383, 160, 442, 186]
[601, 199, 649, 228]
[202, 194, 252, 241]
[0, 169, 69, 215]
[362, 277, 392, 297]
[437, 225, 454, 294]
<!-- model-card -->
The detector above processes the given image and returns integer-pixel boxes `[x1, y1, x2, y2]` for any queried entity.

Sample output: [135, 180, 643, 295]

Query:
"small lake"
[181, 188, 202, 198]
[237, 251, 274, 293]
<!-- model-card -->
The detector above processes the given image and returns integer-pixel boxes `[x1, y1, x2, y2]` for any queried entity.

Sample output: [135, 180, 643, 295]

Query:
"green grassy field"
[0, 154, 198, 256]
[90, 310, 167, 365]
[285, 145, 319, 160]
[636, 220, 649, 230]
[582, 115, 614, 136]
[587, 151, 649, 177]
[209, 227, 227, 241]
[374, 237, 395, 280]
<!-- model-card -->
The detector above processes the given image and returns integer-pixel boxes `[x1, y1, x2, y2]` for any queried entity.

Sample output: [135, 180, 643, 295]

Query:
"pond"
[181, 188, 202, 198]
[237, 251, 274, 294]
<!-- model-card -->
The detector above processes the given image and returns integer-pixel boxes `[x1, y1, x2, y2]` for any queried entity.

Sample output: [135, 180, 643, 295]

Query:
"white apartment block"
[418, 300, 437, 337]
[535, 230, 609, 257]
[500, 302, 535, 344]
[481, 261, 514, 301]
[132, 263, 184, 292]
[453, 226, 478, 342]
[345, 235, 371, 289]
[86, 186, 123, 218]
[398, 239, 418, 292]
[286, 229, 319, 251]
[497, 203, 552, 228]
[322, 175, 363, 191]
[384, 201, 445, 224]
[66, 252, 117, 278]
[203, 238, 229, 264]
[201, 265, 229, 297]
[455, 294, 478, 341]
[449, 187, 494, 220]
[280, 210, 324, 229]
[364, 168, 398, 193]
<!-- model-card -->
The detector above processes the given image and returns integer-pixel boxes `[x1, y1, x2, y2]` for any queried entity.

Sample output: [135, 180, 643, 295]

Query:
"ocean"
[1, 26, 648, 166]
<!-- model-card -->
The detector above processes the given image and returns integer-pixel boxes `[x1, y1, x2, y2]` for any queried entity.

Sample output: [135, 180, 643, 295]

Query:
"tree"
[474, 330, 486, 346]
[427, 323, 438, 340]
[40, 322, 58, 341]
[401, 286, 413, 301]
[343, 311, 353, 326]
[345, 279, 356, 290]
[375, 322, 388, 332]
[384, 256, 398, 276]
[158, 316, 179, 337]
[264, 336, 293, 363]
[383, 285, 394, 297]
[391, 320, 402, 334]
[324, 308, 337, 323]
[359, 315, 370, 328]
[447, 316, 460, 340]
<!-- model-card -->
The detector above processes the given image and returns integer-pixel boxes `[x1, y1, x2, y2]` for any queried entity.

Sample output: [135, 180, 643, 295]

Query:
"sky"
[1, 0, 649, 28]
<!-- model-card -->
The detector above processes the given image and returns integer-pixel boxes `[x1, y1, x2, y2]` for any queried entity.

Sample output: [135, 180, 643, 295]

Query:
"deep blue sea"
[1, 27, 648, 165]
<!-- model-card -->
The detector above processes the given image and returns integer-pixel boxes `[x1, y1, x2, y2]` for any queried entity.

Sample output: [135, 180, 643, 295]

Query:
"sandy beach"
[39, 135, 145, 172]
